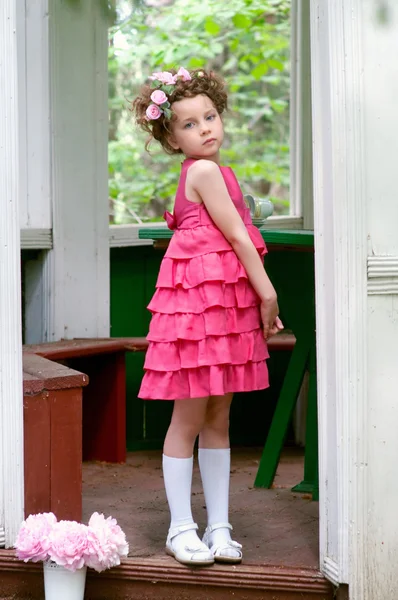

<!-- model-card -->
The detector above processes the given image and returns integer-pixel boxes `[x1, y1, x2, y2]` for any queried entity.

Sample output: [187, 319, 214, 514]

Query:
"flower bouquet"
[15, 512, 129, 600]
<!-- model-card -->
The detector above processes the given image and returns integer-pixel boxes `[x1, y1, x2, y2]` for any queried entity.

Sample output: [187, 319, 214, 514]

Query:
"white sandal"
[202, 522, 243, 564]
[166, 523, 215, 567]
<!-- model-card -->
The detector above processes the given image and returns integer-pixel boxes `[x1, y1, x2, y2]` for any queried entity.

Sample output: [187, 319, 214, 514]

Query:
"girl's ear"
[168, 135, 179, 150]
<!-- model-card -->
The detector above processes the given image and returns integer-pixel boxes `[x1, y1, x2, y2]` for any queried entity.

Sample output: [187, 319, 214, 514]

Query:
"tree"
[109, 0, 291, 223]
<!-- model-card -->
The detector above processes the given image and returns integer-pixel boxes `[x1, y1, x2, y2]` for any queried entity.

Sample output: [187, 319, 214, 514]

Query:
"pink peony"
[176, 67, 191, 81]
[145, 103, 162, 121]
[149, 71, 177, 85]
[48, 520, 89, 572]
[150, 90, 168, 105]
[15, 512, 57, 563]
[84, 512, 129, 573]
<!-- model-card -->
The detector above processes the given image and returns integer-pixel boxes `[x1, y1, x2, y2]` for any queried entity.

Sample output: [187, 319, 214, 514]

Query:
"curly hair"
[131, 68, 228, 155]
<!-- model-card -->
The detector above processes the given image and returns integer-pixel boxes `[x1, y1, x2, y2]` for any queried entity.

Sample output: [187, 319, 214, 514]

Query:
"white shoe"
[166, 523, 215, 567]
[202, 522, 243, 564]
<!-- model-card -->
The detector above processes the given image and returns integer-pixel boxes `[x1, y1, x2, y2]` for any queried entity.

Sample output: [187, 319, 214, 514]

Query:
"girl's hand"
[260, 298, 284, 340]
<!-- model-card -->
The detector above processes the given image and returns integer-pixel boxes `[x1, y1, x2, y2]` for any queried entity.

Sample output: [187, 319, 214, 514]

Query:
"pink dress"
[138, 158, 269, 400]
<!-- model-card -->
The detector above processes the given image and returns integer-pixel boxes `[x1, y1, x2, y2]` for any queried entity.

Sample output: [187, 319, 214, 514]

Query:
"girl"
[132, 67, 283, 567]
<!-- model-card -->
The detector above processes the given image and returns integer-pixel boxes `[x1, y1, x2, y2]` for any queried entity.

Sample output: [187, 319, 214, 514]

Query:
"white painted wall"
[312, 0, 398, 597]
[18, 0, 51, 229]
[0, 0, 25, 547]
[310, 0, 358, 586]
[38, 0, 109, 341]
[361, 2, 398, 597]
[290, 0, 313, 227]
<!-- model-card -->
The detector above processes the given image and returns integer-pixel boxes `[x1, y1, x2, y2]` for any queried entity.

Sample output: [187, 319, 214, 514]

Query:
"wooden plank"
[23, 392, 50, 517]
[24, 337, 149, 359]
[50, 388, 82, 521]
[22, 353, 88, 390]
[0, 549, 334, 599]
[139, 227, 315, 247]
[76, 353, 127, 463]
[22, 372, 43, 395]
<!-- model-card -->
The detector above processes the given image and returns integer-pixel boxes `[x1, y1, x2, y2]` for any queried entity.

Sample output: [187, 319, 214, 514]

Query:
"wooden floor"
[82, 446, 319, 569]
[0, 448, 334, 599]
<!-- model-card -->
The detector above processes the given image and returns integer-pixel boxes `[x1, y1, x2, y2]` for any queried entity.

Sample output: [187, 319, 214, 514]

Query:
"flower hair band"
[145, 66, 192, 121]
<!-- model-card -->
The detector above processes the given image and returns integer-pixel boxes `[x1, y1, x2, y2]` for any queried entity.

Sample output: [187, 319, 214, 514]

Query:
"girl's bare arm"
[187, 160, 283, 338]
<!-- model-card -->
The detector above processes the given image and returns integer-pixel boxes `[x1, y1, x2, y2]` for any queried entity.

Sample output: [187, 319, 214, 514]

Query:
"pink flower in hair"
[15, 512, 57, 563]
[149, 71, 177, 85]
[150, 90, 168, 105]
[145, 104, 162, 120]
[176, 67, 191, 81]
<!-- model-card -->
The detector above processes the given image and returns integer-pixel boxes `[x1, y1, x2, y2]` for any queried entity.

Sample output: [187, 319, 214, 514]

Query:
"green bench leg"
[254, 337, 310, 489]
[291, 343, 319, 499]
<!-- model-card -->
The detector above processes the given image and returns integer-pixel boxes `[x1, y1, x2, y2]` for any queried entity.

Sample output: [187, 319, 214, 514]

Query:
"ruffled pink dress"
[138, 158, 269, 400]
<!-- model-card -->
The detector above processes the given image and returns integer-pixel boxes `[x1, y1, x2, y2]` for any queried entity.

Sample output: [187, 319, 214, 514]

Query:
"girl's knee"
[169, 406, 207, 441]
[204, 409, 230, 437]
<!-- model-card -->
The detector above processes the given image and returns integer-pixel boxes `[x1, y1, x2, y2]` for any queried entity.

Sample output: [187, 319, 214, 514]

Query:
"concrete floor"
[82, 447, 319, 569]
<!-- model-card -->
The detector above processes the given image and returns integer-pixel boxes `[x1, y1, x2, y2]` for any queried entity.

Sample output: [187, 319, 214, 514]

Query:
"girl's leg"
[198, 393, 242, 562]
[162, 397, 213, 565]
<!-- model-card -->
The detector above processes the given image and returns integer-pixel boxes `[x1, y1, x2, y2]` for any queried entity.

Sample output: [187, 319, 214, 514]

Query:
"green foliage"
[109, 0, 291, 223]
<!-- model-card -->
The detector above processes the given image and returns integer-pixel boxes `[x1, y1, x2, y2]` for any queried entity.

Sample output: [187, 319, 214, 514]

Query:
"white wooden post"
[43, 0, 109, 341]
[290, 0, 313, 228]
[23, 0, 109, 343]
[18, 0, 52, 231]
[290, 0, 313, 444]
[311, 0, 368, 591]
[359, 1, 398, 597]
[0, 0, 25, 547]
[314, 0, 364, 586]
[312, 1, 398, 597]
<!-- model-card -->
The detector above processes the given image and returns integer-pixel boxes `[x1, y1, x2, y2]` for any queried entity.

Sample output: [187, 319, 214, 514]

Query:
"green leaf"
[107, 0, 291, 221]
[204, 18, 220, 35]
[268, 59, 284, 71]
[251, 63, 269, 80]
[189, 57, 206, 68]
[232, 14, 251, 29]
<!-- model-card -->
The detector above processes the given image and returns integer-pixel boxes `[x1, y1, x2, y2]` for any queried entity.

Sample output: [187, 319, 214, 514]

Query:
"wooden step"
[0, 550, 333, 599]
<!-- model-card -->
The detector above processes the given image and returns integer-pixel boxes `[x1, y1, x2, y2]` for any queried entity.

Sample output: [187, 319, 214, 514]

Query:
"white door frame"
[0, 0, 25, 547]
[310, 0, 368, 595]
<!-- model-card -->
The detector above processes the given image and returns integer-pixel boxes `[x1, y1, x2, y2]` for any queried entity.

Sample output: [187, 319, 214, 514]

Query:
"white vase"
[43, 561, 87, 600]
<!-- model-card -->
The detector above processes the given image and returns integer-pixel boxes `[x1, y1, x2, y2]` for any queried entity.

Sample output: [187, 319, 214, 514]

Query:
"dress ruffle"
[139, 361, 269, 400]
[163, 223, 266, 260]
[138, 161, 270, 401]
[144, 329, 269, 371]
[148, 279, 260, 314]
[157, 249, 249, 289]
[147, 305, 261, 342]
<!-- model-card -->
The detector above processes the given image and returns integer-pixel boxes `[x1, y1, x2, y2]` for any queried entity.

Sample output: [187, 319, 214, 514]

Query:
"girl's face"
[168, 94, 224, 163]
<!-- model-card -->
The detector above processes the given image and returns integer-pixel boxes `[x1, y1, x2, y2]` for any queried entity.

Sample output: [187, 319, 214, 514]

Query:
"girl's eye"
[184, 122, 194, 129]
[206, 114, 216, 121]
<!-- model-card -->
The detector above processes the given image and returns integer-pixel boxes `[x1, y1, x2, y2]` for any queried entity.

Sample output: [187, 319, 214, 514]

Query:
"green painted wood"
[139, 227, 172, 240]
[254, 337, 310, 488]
[110, 245, 294, 452]
[255, 249, 318, 496]
[110, 239, 318, 499]
[291, 341, 319, 499]
[262, 229, 314, 247]
[110, 246, 173, 451]
[138, 226, 315, 247]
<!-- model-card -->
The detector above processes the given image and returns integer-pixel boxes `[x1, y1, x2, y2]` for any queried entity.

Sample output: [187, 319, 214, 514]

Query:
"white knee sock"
[199, 448, 240, 556]
[162, 454, 204, 551]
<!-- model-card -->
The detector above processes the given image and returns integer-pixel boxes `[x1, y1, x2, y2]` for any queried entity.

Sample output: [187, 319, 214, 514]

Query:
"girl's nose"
[200, 121, 211, 134]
